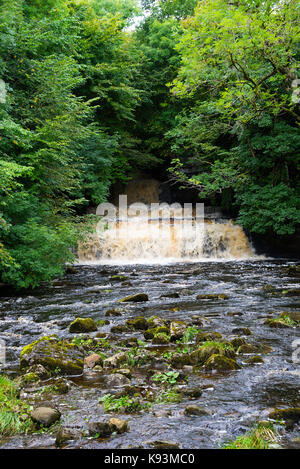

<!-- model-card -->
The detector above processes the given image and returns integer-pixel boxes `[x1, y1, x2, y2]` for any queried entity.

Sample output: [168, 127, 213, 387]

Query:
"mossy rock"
[232, 327, 252, 336]
[245, 355, 264, 364]
[286, 265, 300, 276]
[126, 316, 148, 331]
[237, 344, 260, 354]
[69, 317, 98, 333]
[196, 294, 229, 300]
[268, 408, 300, 423]
[160, 292, 180, 299]
[170, 321, 187, 341]
[147, 316, 168, 329]
[110, 275, 129, 282]
[119, 293, 149, 303]
[169, 353, 191, 369]
[110, 324, 128, 334]
[264, 318, 292, 329]
[196, 331, 222, 344]
[144, 326, 170, 340]
[230, 337, 247, 350]
[204, 354, 240, 371]
[190, 342, 235, 365]
[281, 289, 300, 297]
[19, 372, 40, 387]
[280, 311, 300, 322]
[105, 309, 123, 317]
[152, 333, 170, 345]
[20, 336, 84, 376]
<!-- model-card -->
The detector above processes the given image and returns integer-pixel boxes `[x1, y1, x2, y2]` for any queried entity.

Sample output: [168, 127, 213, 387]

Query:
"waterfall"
[76, 217, 256, 264]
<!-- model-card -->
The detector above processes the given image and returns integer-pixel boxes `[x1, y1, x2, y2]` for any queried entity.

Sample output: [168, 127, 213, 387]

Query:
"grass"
[223, 423, 280, 449]
[0, 374, 33, 436]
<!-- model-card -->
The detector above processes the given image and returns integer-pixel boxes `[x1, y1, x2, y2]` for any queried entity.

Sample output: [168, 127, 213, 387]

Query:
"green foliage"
[168, 0, 300, 235]
[0, 374, 33, 436]
[99, 393, 150, 413]
[153, 370, 180, 386]
[155, 389, 182, 404]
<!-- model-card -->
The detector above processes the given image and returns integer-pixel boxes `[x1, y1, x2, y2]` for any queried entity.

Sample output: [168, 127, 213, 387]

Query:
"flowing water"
[0, 220, 299, 449]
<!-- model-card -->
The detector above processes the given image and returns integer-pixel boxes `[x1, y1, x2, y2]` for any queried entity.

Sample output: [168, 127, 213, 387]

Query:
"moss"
[152, 333, 170, 345]
[144, 326, 169, 340]
[196, 294, 229, 300]
[230, 337, 247, 350]
[20, 336, 84, 376]
[237, 344, 260, 354]
[69, 317, 98, 333]
[126, 316, 148, 331]
[268, 407, 300, 422]
[204, 354, 240, 371]
[245, 356, 264, 364]
[190, 341, 235, 365]
[119, 293, 149, 303]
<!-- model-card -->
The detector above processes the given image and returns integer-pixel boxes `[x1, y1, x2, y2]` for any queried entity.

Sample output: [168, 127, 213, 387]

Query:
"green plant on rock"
[99, 393, 150, 413]
[153, 370, 180, 386]
[222, 423, 281, 450]
[155, 389, 182, 404]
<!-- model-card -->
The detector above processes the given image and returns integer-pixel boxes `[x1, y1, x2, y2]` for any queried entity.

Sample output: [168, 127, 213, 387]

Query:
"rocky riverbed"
[0, 260, 299, 449]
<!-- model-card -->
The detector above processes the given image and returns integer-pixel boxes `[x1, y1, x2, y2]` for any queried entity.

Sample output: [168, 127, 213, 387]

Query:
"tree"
[168, 0, 300, 234]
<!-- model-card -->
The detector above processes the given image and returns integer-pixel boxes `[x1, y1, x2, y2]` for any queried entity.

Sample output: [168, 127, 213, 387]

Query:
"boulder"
[103, 352, 127, 369]
[160, 292, 180, 299]
[268, 408, 300, 423]
[109, 418, 129, 433]
[105, 373, 130, 387]
[88, 421, 112, 437]
[31, 407, 61, 427]
[245, 356, 264, 364]
[69, 317, 98, 333]
[119, 293, 148, 303]
[232, 327, 252, 336]
[170, 321, 186, 341]
[20, 336, 84, 376]
[105, 309, 123, 317]
[204, 354, 240, 371]
[55, 427, 81, 447]
[85, 353, 103, 369]
[196, 294, 229, 300]
[152, 333, 169, 345]
[126, 316, 148, 331]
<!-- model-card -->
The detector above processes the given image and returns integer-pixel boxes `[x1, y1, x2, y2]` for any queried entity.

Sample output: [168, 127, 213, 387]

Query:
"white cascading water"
[77, 217, 256, 264]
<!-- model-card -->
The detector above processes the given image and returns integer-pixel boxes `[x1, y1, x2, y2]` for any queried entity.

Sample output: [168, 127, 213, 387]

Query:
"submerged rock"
[245, 355, 264, 364]
[119, 293, 149, 303]
[160, 292, 180, 299]
[232, 327, 252, 336]
[69, 317, 98, 333]
[149, 440, 180, 449]
[184, 405, 211, 416]
[31, 407, 61, 427]
[105, 309, 123, 317]
[196, 294, 229, 300]
[20, 336, 84, 376]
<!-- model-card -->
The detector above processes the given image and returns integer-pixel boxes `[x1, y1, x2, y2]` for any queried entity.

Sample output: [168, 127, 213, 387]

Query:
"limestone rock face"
[20, 336, 84, 376]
